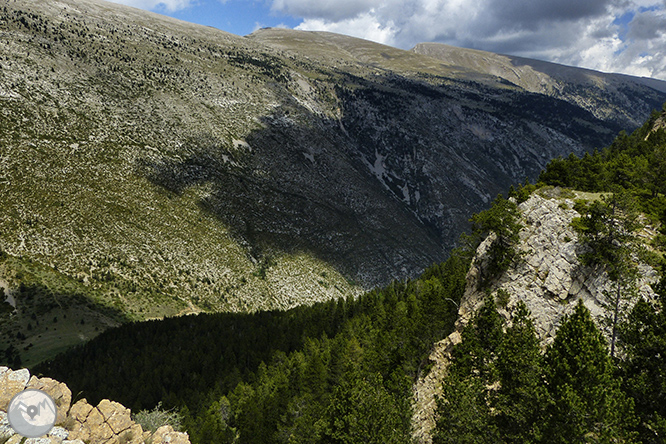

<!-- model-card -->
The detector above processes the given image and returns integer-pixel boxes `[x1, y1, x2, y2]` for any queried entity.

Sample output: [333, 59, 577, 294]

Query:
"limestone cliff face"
[412, 191, 659, 444]
[0, 367, 189, 444]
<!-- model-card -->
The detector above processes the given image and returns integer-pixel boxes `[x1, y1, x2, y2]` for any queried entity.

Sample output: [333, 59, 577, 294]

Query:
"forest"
[35, 249, 470, 443]
[32, 107, 666, 443]
[537, 107, 666, 224]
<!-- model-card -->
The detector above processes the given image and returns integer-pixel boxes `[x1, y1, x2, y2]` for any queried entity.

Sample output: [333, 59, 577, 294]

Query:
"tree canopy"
[434, 299, 640, 443]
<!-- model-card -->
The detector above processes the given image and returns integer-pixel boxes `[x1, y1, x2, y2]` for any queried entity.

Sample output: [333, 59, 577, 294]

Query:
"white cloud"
[296, 11, 397, 45]
[272, 0, 666, 79]
[106, 0, 194, 13]
[554, 7, 666, 79]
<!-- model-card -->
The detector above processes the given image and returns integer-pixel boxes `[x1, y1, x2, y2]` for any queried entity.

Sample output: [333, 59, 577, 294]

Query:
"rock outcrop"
[412, 190, 659, 444]
[0, 367, 190, 444]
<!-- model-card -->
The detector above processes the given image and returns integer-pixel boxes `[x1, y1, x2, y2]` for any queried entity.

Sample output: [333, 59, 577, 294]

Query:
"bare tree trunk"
[610, 278, 621, 358]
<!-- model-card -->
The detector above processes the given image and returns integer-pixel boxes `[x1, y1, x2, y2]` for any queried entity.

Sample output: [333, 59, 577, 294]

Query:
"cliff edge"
[412, 190, 660, 443]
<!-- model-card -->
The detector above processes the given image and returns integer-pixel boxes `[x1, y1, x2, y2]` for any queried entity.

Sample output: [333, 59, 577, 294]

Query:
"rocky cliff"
[0, 366, 189, 444]
[412, 190, 660, 443]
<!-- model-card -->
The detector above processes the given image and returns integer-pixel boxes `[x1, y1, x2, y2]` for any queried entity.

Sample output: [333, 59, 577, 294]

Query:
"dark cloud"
[271, 0, 379, 21]
[627, 10, 666, 39]
[488, 0, 611, 27]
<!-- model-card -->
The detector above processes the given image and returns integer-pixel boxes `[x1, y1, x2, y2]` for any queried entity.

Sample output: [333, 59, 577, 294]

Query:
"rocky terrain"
[412, 42, 666, 129]
[412, 190, 659, 443]
[2, 0, 666, 365]
[0, 366, 190, 443]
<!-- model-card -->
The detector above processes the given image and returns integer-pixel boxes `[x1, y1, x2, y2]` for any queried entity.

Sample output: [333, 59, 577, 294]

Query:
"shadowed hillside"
[1, 0, 666, 364]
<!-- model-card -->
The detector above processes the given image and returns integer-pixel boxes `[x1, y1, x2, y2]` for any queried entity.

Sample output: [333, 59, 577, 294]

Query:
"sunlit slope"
[1, 0, 665, 365]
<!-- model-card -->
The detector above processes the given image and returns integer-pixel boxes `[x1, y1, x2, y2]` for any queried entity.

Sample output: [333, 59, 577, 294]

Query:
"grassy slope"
[0, 0, 360, 364]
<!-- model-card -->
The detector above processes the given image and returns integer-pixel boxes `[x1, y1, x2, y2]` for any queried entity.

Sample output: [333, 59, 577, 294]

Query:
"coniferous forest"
[538, 106, 666, 223]
[34, 107, 666, 443]
[36, 253, 470, 443]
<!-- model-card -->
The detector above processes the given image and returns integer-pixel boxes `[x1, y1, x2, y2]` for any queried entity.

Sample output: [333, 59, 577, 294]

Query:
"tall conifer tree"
[544, 300, 637, 442]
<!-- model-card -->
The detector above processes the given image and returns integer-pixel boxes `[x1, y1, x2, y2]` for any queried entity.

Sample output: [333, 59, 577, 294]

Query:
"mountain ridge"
[1, 0, 666, 365]
[413, 190, 660, 443]
[412, 42, 666, 128]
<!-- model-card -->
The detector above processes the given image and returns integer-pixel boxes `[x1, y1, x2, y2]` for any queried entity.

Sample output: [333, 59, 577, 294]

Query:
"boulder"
[0, 368, 190, 444]
[151, 425, 190, 444]
[0, 367, 30, 411]
[27, 376, 72, 425]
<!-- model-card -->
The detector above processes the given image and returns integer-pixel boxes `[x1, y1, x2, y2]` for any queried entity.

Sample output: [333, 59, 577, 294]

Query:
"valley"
[1, 2, 663, 347]
[1, 0, 666, 443]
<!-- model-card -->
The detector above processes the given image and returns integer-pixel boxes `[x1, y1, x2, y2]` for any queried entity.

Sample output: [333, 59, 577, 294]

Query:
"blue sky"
[110, 0, 666, 80]
[146, 1, 301, 37]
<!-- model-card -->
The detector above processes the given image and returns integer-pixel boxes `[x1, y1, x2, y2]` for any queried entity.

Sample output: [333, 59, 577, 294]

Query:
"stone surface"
[412, 191, 660, 444]
[453, 192, 658, 346]
[411, 332, 462, 444]
[151, 425, 190, 444]
[24, 438, 56, 444]
[6, 436, 23, 444]
[49, 426, 69, 440]
[68, 399, 93, 423]
[0, 368, 190, 444]
[27, 376, 72, 425]
[97, 400, 132, 435]
[0, 367, 30, 411]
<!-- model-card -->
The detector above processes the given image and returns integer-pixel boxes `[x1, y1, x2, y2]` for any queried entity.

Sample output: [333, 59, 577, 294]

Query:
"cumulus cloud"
[296, 11, 397, 45]
[106, 0, 193, 13]
[488, 0, 610, 27]
[272, 0, 666, 79]
[628, 8, 666, 40]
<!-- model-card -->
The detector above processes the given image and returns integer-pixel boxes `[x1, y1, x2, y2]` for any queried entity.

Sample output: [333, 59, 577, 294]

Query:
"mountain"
[1, 0, 666, 364]
[412, 42, 666, 129]
[413, 108, 666, 442]
[31, 99, 666, 444]
[34, 188, 665, 444]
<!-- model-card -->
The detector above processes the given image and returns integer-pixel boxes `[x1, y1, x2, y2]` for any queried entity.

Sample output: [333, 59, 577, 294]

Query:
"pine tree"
[451, 294, 504, 382]
[620, 277, 666, 443]
[470, 195, 522, 281]
[323, 372, 408, 444]
[433, 373, 500, 444]
[433, 295, 504, 444]
[572, 190, 642, 357]
[543, 300, 638, 443]
[493, 301, 547, 443]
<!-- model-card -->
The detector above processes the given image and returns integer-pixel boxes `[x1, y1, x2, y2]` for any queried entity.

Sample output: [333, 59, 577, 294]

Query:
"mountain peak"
[413, 42, 666, 127]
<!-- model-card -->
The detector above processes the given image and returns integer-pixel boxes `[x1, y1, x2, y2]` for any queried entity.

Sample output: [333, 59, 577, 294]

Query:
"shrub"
[132, 402, 183, 433]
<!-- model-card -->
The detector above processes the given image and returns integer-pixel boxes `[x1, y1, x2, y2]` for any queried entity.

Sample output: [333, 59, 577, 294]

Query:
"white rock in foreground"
[0, 367, 190, 444]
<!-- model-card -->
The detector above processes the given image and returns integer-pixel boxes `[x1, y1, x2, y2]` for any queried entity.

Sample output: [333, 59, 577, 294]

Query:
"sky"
[108, 0, 666, 80]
